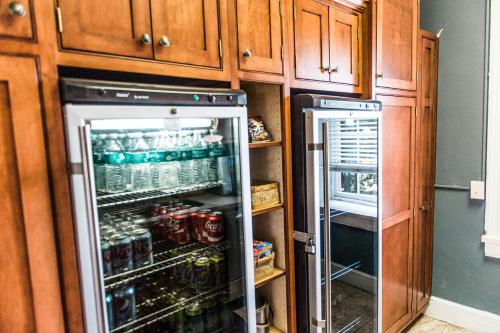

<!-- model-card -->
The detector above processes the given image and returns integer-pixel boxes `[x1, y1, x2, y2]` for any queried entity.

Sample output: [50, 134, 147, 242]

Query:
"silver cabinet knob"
[159, 36, 171, 48]
[139, 33, 152, 45]
[377, 73, 384, 79]
[323, 66, 331, 73]
[331, 66, 339, 73]
[420, 206, 427, 212]
[243, 49, 252, 57]
[8, 2, 26, 17]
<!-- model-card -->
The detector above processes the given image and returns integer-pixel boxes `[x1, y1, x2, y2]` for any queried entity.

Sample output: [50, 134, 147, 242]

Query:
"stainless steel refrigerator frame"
[63, 104, 257, 333]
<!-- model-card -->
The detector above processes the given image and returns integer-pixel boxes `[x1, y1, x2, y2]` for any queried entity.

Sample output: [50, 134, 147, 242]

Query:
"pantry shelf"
[269, 325, 284, 333]
[252, 203, 284, 217]
[254, 268, 286, 288]
[249, 141, 282, 149]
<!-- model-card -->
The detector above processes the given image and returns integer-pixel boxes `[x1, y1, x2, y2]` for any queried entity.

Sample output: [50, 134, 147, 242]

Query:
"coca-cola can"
[110, 233, 133, 274]
[172, 210, 190, 245]
[151, 207, 168, 242]
[166, 208, 178, 241]
[101, 239, 112, 277]
[131, 228, 153, 268]
[192, 209, 210, 242]
[203, 212, 225, 245]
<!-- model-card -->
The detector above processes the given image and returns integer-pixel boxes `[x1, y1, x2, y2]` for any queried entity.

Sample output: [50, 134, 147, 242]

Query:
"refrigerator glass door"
[305, 110, 381, 333]
[64, 105, 255, 333]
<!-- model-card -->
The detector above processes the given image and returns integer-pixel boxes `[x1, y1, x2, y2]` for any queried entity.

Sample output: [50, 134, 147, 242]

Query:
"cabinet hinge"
[293, 4, 297, 20]
[281, 45, 284, 60]
[56, 7, 63, 33]
[279, 0, 283, 17]
[218, 38, 223, 58]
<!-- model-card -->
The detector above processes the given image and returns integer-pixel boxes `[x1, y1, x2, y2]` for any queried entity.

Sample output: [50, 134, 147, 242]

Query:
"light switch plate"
[470, 181, 485, 200]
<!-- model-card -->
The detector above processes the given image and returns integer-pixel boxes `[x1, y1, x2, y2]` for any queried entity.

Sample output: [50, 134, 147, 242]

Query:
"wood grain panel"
[151, 0, 221, 68]
[0, 0, 34, 40]
[58, 0, 153, 58]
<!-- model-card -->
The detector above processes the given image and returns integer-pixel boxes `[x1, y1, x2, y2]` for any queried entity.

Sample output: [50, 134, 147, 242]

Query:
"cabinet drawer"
[0, 0, 34, 40]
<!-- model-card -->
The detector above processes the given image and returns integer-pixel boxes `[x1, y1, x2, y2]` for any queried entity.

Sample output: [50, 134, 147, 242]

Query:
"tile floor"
[405, 316, 473, 333]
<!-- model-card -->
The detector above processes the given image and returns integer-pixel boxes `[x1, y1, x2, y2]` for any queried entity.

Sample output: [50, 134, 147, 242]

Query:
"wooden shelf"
[254, 268, 286, 288]
[249, 141, 282, 149]
[252, 203, 284, 217]
[269, 325, 284, 333]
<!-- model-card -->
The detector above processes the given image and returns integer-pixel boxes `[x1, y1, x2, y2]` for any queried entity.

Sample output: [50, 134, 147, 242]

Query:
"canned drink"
[185, 302, 204, 333]
[210, 252, 227, 287]
[172, 210, 190, 245]
[133, 215, 152, 230]
[101, 239, 112, 277]
[218, 291, 232, 328]
[203, 212, 225, 245]
[105, 291, 114, 330]
[166, 208, 178, 241]
[194, 257, 211, 293]
[131, 228, 153, 268]
[182, 255, 196, 285]
[192, 209, 209, 242]
[110, 233, 133, 274]
[113, 285, 136, 327]
[204, 298, 219, 331]
[175, 295, 188, 333]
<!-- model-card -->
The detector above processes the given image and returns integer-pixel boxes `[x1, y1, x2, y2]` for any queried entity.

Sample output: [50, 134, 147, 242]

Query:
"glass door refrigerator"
[291, 95, 382, 333]
[61, 79, 256, 333]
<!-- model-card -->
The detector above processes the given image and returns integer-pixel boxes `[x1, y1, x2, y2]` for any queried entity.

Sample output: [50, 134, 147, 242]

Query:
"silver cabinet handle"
[139, 33, 152, 45]
[331, 66, 339, 73]
[159, 36, 171, 48]
[420, 206, 427, 212]
[322, 122, 332, 333]
[243, 49, 252, 57]
[377, 73, 384, 79]
[8, 2, 26, 17]
[324, 66, 331, 73]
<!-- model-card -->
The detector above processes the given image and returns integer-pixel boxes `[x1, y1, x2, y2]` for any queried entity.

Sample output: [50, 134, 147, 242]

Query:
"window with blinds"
[328, 118, 378, 204]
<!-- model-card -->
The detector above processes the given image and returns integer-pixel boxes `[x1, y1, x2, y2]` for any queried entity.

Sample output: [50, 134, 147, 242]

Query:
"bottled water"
[125, 132, 152, 191]
[177, 130, 194, 187]
[103, 133, 127, 193]
[191, 130, 208, 184]
[206, 129, 224, 183]
[155, 131, 180, 190]
[93, 133, 108, 192]
[145, 132, 162, 189]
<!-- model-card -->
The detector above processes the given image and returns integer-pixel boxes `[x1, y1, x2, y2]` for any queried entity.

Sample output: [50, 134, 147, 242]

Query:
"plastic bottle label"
[179, 150, 193, 161]
[191, 148, 207, 159]
[164, 151, 179, 161]
[148, 151, 166, 162]
[104, 152, 126, 164]
[208, 146, 224, 157]
[126, 152, 149, 164]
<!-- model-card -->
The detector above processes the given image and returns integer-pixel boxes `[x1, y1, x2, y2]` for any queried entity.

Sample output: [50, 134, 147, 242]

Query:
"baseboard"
[425, 296, 500, 332]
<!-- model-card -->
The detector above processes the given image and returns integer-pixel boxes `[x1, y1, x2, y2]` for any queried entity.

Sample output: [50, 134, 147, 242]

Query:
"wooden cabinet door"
[329, 7, 361, 86]
[0, 55, 64, 333]
[58, 0, 153, 58]
[151, 0, 221, 68]
[236, 0, 283, 74]
[294, 0, 330, 81]
[0, 0, 34, 39]
[414, 32, 438, 313]
[378, 95, 416, 333]
[376, 0, 418, 91]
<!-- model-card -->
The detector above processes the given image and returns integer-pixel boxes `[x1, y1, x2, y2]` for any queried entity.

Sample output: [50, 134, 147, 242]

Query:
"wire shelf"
[105, 240, 230, 290]
[97, 180, 223, 209]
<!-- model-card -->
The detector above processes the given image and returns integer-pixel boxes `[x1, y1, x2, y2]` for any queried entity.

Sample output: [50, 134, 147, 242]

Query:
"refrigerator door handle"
[322, 122, 332, 333]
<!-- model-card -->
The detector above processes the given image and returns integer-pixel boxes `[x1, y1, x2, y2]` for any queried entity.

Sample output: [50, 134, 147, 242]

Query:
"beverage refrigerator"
[61, 78, 256, 333]
[291, 95, 382, 333]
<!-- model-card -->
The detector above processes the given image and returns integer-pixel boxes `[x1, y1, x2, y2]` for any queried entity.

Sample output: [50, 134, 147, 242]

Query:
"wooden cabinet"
[413, 30, 438, 314]
[293, 0, 363, 90]
[151, 0, 221, 68]
[0, 55, 64, 333]
[378, 95, 416, 333]
[234, 0, 283, 74]
[58, 0, 153, 58]
[376, 0, 418, 91]
[0, 0, 34, 40]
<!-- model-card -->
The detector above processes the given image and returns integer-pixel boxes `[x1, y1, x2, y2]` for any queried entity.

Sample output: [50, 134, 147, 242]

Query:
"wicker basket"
[251, 180, 280, 210]
[254, 252, 276, 280]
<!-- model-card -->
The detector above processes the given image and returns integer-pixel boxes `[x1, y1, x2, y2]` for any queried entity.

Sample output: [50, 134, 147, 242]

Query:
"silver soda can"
[113, 285, 136, 327]
[101, 239, 112, 277]
[131, 228, 153, 268]
[105, 291, 114, 330]
[110, 233, 133, 274]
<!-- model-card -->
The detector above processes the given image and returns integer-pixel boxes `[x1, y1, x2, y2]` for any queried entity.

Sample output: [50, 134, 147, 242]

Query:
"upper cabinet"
[151, 0, 221, 68]
[376, 0, 418, 91]
[292, 0, 364, 91]
[234, 0, 284, 74]
[0, 0, 35, 40]
[58, 0, 153, 58]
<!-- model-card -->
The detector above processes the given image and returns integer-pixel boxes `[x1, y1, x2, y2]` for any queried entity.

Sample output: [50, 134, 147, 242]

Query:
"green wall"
[420, 0, 500, 315]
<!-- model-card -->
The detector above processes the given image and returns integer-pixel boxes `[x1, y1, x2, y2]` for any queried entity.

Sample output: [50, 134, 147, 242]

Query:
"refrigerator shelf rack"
[105, 240, 230, 290]
[96, 180, 224, 209]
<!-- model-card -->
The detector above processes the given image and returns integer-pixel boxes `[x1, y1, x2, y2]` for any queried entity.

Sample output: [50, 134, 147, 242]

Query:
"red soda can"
[151, 204, 163, 217]
[203, 212, 225, 245]
[188, 207, 200, 240]
[151, 207, 168, 242]
[166, 208, 177, 241]
[172, 210, 190, 245]
[194, 209, 210, 242]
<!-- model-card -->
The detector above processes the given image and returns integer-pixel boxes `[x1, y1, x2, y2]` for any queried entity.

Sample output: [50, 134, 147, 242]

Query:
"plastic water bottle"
[177, 130, 194, 187]
[155, 131, 180, 190]
[191, 130, 208, 184]
[125, 132, 152, 191]
[206, 129, 224, 183]
[93, 133, 108, 192]
[103, 133, 127, 193]
[144, 132, 162, 189]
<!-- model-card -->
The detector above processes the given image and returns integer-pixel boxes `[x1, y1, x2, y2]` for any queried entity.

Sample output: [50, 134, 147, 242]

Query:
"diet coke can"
[172, 210, 190, 245]
[113, 285, 136, 327]
[203, 212, 225, 245]
[131, 228, 153, 268]
[110, 233, 133, 274]
[101, 239, 112, 277]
